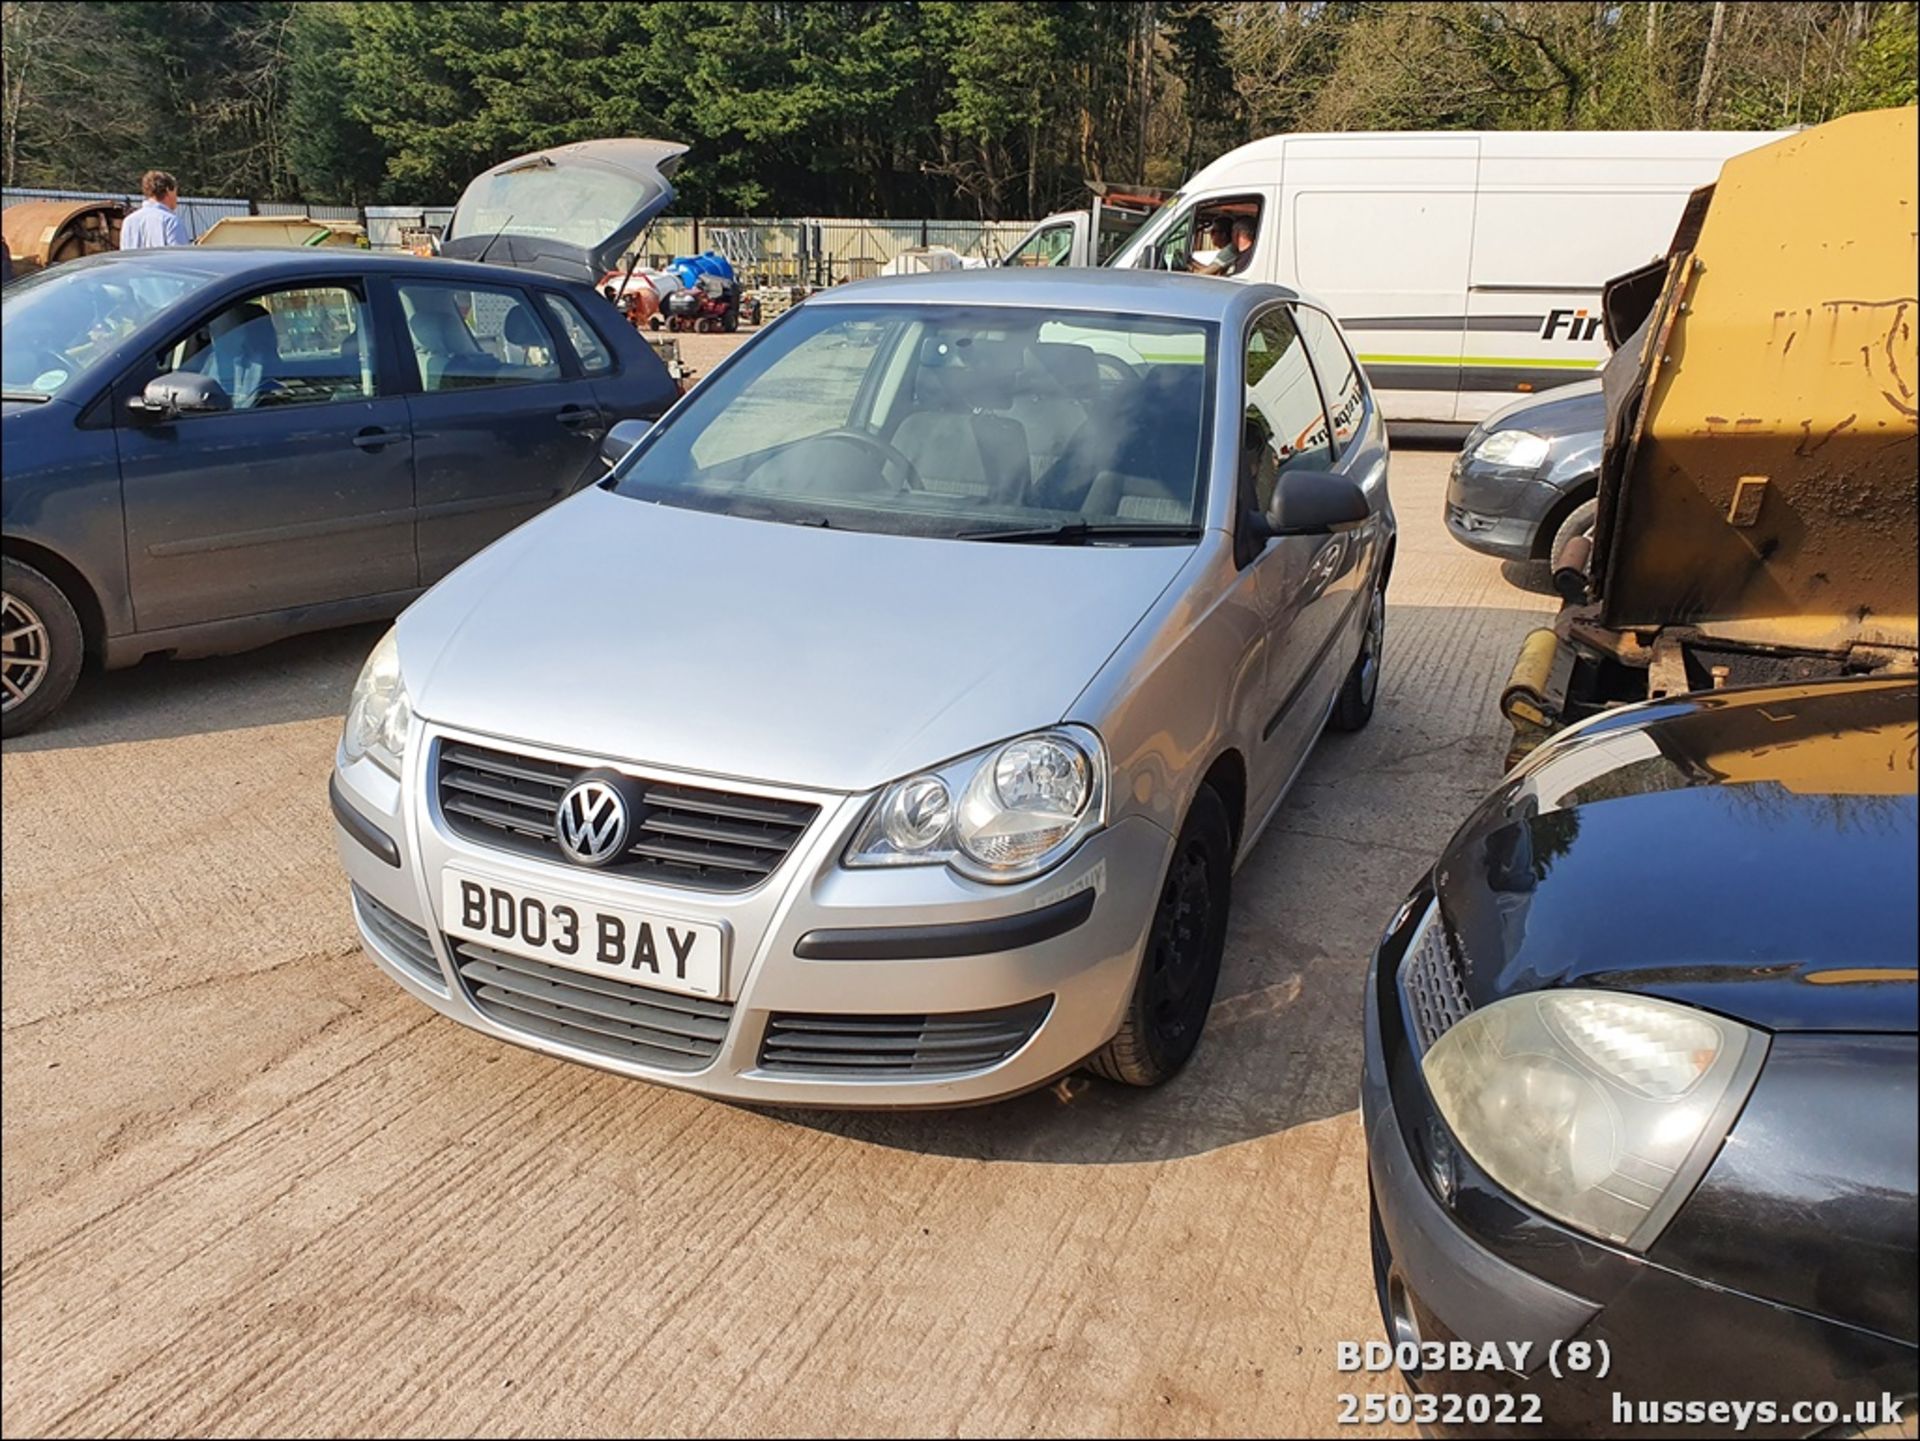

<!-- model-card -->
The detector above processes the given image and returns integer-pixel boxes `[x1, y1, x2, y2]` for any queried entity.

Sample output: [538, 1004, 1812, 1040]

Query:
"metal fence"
[2, 186, 1037, 276]
[646, 217, 1034, 285]
[2, 185, 250, 240]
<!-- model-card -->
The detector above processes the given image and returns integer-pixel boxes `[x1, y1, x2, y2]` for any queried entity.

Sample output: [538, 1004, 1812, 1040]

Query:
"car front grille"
[1398, 901, 1472, 1053]
[435, 739, 819, 893]
[450, 937, 733, 1072]
[353, 883, 444, 987]
[757, 998, 1053, 1077]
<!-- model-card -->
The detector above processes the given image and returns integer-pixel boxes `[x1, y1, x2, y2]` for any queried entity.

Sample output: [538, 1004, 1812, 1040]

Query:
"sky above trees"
[4, 1, 1915, 217]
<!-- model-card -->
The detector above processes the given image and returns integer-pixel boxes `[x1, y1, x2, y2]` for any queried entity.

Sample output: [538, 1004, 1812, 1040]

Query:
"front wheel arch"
[1, 537, 104, 659]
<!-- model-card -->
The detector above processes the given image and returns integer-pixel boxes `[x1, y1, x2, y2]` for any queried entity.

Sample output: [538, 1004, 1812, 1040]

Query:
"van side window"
[1243, 308, 1333, 513]
[1293, 305, 1364, 458]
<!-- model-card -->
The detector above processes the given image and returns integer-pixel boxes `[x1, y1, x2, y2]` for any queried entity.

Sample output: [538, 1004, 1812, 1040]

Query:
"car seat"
[404, 293, 494, 390]
[202, 302, 281, 408]
[1011, 342, 1102, 480]
[891, 346, 1031, 501]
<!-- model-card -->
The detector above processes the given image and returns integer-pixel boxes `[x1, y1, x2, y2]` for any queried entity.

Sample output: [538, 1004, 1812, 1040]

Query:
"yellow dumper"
[195, 215, 369, 248]
[1503, 106, 1919, 765]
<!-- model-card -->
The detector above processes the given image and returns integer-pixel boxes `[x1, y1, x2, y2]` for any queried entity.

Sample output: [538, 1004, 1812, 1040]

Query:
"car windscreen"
[1, 260, 218, 399]
[607, 301, 1217, 542]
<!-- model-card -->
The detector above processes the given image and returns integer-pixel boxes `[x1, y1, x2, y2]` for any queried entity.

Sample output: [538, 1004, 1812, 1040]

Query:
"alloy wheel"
[1, 591, 51, 714]
[1358, 588, 1384, 707]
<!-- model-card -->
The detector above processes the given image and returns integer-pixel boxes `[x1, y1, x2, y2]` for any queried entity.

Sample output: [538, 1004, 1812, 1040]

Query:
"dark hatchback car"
[1, 139, 691, 735]
[1364, 677, 1917, 1436]
[1445, 377, 1603, 566]
[0, 248, 674, 734]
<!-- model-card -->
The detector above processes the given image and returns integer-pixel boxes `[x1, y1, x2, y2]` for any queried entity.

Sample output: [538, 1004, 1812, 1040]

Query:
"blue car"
[1, 141, 688, 734]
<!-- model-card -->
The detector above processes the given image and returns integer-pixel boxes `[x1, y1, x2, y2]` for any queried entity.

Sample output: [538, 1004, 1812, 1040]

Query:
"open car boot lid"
[440, 138, 689, 285]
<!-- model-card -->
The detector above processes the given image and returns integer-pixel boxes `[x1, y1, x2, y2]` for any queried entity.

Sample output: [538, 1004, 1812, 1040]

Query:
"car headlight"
[1422, 989, 1766, 1250]
[341, 628, 412, 777]
[1470, 428, 1551, 469]
[845, 726, 1107, 883]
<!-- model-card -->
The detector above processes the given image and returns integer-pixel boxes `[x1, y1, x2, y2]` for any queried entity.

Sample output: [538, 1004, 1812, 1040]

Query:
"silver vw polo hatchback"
[330, 269, 1395, 1106]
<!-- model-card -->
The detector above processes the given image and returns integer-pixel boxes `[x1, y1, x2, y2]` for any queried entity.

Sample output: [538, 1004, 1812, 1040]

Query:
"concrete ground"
[1, 423, 1555, 1436]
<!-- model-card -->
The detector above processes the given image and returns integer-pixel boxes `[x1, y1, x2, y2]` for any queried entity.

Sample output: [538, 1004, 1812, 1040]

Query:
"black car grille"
[353, 884, 444, 987]
[757, 998, 1053, 1077]
[1399, 904, 1472, 1053]
[436, 740, 818, 893]
[450, 937, 733, 1072]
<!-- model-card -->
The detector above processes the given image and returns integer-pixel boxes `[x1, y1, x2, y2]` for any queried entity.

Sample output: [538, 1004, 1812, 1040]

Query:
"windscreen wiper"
[1, 390, 52, 404]
[956, 521, 1202, 544]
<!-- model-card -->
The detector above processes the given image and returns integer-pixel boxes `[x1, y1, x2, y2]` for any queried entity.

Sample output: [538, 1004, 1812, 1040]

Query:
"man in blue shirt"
[119, 170, 189, 249]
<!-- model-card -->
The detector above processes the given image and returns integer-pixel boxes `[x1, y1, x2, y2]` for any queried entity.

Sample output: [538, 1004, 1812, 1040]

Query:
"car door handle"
[352, 427, 408, 451]
[555, 404, 601, 429]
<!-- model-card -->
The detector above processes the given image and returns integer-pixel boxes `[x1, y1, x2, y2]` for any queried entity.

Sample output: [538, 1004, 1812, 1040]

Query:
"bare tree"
[2, 1, 139, 186]
[1695, 0, 1729, 124]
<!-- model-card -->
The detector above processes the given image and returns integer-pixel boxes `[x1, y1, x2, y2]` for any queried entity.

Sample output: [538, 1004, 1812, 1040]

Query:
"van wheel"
[1085, 785, 1232, 1087]
[2, 558, 84, 737]
[1330, 583, 1385, 732]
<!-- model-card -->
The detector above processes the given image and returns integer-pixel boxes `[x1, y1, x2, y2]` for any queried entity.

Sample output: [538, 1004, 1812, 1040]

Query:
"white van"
[1102, 129, 1787, 424]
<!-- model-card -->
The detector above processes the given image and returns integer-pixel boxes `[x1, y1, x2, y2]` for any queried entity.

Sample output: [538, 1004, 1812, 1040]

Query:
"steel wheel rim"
[1146, 839, 1215, 1048]
[1358, 589, 1384, 706]
[2, 591, 52, 713]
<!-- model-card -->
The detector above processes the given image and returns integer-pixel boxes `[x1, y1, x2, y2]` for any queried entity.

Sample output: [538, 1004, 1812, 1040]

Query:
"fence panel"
[1, 185, 250, 240]
[5, 186, 1038, 276]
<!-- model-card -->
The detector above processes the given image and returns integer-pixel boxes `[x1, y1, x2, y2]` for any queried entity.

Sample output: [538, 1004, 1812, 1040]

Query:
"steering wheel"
[1093, 353, 1141, 395]
[813, 427, 926, 491]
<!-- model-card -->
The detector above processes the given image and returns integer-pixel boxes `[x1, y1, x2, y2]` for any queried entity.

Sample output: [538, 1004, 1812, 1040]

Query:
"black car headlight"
[1422, 989, 1766, 1250]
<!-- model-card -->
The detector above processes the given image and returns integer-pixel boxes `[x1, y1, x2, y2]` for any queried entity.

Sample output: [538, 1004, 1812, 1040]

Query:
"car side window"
[1243, 307, 1334, 514]
[541, 293, 614, 375]
[158, 284, 373, 412]
[395, 280, 562, 393]
[1293, 304, 1364, 459]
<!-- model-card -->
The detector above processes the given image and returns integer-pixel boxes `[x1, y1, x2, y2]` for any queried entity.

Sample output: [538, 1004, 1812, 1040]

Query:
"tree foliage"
[4, 1, 1914, 214]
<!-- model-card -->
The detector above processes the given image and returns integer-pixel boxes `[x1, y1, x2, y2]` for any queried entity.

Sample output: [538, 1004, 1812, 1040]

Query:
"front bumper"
[1444, 455, 1560, 561]
[332, 723, 1171, 1107]
[1361, 890, 1919, 1437]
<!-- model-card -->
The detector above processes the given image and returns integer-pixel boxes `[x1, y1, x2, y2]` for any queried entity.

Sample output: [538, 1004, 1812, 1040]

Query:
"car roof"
[810, 267, 1301, 323]
[60, 246, 588, 289]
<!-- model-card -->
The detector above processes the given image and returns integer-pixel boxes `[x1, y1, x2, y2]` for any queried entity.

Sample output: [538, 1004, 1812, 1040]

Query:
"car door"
[1236, 304, 1352, 812]
[116, 277, 418, 633]
[383, 275, 606, 586]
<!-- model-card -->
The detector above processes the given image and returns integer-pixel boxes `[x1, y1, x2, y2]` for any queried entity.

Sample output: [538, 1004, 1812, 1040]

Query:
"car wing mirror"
[600, 416, 653, 470]
[130, 372, 231, 420]
[1266, 470, 1370, 537]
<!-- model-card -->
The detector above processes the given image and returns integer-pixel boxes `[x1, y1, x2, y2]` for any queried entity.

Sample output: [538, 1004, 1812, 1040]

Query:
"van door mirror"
[600, 417, 653, 469]
[129, 372, 231, 421]
[1268, 470, 1370, 536]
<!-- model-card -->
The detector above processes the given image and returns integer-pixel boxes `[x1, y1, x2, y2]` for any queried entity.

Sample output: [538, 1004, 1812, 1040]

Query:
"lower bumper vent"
[758, 998, 1052, 1077]
[451, 937, 732, 1072]
[353, 884, 444, 988]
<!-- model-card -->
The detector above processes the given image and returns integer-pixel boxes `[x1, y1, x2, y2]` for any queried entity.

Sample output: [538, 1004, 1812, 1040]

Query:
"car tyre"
[1329, 582, 1385, 732]
[1548, 498, 1598, 569]
[1085, 784, 1232, 1087]
[1, 557, 84, 737]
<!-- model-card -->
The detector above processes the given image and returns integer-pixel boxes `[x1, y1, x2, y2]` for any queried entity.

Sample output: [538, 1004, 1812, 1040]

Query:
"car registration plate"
[441, 870, 725, 999]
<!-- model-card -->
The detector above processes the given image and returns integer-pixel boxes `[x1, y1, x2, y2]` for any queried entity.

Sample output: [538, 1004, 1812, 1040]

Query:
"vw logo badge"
[555, 776, 632, 867]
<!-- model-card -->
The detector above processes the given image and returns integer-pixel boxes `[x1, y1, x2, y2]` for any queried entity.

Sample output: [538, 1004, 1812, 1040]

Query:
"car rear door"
[379, 274, 607, 586]
[116, 275, 418, 632]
